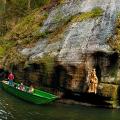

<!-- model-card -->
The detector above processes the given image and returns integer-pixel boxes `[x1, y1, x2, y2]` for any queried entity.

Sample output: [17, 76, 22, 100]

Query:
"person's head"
[9, 71, 13, 74]
[21, 83, 23, 85]
[30, 84, 34, 88]
[92, 69, 96, 72]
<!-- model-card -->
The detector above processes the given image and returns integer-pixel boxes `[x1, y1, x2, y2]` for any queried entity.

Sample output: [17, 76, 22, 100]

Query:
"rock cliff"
[1, 0, 120, 107]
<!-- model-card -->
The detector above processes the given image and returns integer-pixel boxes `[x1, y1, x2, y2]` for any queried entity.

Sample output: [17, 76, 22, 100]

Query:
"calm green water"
[0, 89, 120, 120]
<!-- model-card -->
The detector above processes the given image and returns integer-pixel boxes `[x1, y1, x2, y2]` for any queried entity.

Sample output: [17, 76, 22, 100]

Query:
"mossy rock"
[98, 83, 119, 100]
[72, 7, 104, 23]
[108, 13, 120, 52]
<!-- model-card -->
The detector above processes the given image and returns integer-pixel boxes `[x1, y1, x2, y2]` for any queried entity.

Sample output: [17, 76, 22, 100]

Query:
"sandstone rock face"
[18, 0, 120, 106]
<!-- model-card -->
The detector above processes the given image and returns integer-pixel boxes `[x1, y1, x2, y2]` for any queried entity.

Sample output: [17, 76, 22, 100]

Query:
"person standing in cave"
[92, 69, 98, 94]
[87, 69, 93, 93]
[88, 68, 98, 94]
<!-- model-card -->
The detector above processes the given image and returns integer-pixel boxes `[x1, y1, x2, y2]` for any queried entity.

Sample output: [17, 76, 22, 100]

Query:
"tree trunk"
[28, 0, 31, 10]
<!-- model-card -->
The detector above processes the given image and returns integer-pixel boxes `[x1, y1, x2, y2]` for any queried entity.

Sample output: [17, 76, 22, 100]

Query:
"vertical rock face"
[40, 0, 82, 32]
[12, 0, 120, 106]
[58, 0, 117, 63]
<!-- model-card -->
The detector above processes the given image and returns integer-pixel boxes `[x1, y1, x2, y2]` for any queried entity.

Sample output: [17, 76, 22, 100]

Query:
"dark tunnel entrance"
[93, 51, 119, 82]
[93, 51, 105, 82]
[94, 64, 101, 81]
[51, 65, 69, 90]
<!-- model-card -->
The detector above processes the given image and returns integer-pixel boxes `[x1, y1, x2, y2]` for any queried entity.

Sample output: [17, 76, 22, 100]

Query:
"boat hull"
[2, 82, 58, 104]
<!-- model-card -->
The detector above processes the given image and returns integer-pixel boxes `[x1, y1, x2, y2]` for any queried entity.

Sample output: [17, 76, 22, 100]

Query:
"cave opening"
[93, 51, 105, 82]
[108, 52, 119, 77]
[93, 52, 119, 81]
[26, 63, 41, 72]
[51, 65, 69, 90]
[23, 63, 47, 86]
[94, 64, 101, 81]
[109, 52, 118, 67]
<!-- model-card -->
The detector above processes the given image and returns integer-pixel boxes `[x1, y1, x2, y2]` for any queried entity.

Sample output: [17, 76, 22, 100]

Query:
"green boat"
[2, 81, 58, 104]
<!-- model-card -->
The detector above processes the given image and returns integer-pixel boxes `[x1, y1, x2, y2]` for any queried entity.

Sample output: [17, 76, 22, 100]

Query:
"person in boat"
[28, 85, 34, 93]
[18, 83, 25, 91]
[8, 72, 14, 86]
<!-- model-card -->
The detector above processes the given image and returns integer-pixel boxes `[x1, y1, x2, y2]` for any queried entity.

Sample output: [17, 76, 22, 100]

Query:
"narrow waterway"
[0, 89, 120, 120]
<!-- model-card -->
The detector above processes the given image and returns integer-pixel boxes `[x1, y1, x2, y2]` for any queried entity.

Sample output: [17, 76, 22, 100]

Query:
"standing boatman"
[8, 72, 14, 86]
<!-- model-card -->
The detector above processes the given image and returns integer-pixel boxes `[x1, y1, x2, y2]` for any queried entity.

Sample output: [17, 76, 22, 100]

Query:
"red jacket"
[8, 73, 14, 80]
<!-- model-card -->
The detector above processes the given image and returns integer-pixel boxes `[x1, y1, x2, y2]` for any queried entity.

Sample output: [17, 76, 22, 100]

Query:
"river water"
[0, 89, 120, 120]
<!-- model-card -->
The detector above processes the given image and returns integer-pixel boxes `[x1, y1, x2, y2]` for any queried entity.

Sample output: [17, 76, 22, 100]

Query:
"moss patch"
[0, 38, 16, 48]
[0, 37, 16, 61]
[72, 7, 104, 22]
[108, 13, 120, 52]
[48, 7, 104, 43]
[0, 46, 5, 59]
[99, 83, 119, 100]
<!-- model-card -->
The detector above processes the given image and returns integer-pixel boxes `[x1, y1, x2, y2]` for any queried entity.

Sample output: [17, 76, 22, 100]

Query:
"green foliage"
[33, 0, 51, 7]
[0, 46, 5, 58]
[4, 8, 48, 46]
[0, 37, 16, 60]
[72, 7, 104, 22]
[108, 13, 120, 52]
[0, 2, 5, 12]
[4, 48, 27, 66]
[0, 0, 51, 36]
[38, 30, 51, 38]
[10, 0, 28, 11]
[0, 38, 16, 48]
[12, 13, 35, 34]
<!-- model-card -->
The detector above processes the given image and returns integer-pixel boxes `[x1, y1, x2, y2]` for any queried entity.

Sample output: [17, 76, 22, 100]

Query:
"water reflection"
[0, 89, 120, 120]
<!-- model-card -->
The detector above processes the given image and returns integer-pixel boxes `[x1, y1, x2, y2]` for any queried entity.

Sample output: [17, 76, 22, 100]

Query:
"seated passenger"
[18, 83, 25, 91]
[28, 85, 34, 93]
